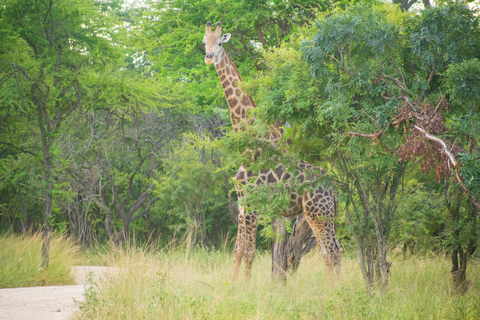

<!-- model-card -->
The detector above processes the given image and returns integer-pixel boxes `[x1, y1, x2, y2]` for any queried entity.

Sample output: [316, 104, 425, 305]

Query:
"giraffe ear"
[221, 33, 231, 43]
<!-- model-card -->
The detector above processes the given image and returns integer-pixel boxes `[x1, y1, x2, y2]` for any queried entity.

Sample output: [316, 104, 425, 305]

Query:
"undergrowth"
[77, 242, 480, 320]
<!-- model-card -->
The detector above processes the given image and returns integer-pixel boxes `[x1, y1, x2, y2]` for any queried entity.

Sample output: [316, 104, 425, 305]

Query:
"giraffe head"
[203, 21, 231, 65]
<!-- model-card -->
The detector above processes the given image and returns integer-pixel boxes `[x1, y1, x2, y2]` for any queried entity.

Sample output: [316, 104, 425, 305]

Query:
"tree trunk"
[118, 220, 131, 244]
[451, 246, 469, 294]
[271, 217, 287, 280]
[41, 152, 53, 269]
[450, 203, 477, 294]
[285, 214, 316, 272]
[272, 214, 317, 280]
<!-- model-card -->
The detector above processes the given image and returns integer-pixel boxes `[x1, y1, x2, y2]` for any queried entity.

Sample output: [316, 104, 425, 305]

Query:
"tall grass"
[77, 242, 480, 320]
[0, 231, 81, 288]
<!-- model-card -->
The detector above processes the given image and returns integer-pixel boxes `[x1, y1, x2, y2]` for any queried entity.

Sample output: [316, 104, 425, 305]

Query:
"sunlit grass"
[0, 231, 81, 288]
[77, 241, 480, 320]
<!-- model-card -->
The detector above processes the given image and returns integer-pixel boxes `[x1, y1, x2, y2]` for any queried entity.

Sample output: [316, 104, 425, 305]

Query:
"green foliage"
[243, 1, 480, 288]
[140, 0, 353, 122]
[408, 3, 480, 70]
[459, 153, 480, 201]
[0, 0, 478, 283]
[446, 58, 480, 111]
[391, 176, 448, 253]
[153, 134, 234, 245]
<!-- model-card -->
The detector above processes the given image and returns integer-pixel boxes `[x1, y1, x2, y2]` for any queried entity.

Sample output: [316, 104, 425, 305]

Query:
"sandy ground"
[0, 266, 113, 320]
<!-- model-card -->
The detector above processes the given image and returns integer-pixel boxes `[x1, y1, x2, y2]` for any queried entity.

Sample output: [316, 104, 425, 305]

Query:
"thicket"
[0, 0, 478, 294]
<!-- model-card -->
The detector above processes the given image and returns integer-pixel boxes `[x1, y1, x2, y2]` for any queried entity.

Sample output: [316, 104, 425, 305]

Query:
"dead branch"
[414, 125, 480, 212]
[414, 125, 456, 168]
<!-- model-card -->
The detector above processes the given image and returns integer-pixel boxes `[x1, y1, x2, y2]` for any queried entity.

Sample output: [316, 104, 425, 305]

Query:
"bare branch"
[128, 183, 155, 217]
[347, 130, 384, 139]
[426, 64, 436, 86]
[0, 72, 13, 84]
[414, 125, 480, 212]
[414, 125, 456, 168]
[381, 74, 408, 93]
[429, 93, 445, 117]
[0, 141, 38, 157]
[131, 196, 160, 223]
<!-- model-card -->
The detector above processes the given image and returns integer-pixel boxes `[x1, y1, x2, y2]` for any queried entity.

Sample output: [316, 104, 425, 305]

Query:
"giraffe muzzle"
[205, 53, 215, 64]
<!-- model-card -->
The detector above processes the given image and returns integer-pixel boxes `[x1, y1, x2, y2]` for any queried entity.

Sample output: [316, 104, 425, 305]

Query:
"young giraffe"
[203, 21, 342, 281]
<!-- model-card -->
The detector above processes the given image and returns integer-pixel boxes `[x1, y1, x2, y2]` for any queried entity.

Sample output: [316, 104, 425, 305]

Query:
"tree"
[246, 2, 479, 290]
[0, 0, 126, 266]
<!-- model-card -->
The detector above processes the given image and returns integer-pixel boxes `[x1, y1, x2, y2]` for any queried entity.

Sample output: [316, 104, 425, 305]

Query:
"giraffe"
[203, 21, 342, 282]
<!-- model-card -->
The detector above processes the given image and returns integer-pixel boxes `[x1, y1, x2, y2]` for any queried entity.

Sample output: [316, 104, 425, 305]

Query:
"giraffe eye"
[219, 43, 222, 46]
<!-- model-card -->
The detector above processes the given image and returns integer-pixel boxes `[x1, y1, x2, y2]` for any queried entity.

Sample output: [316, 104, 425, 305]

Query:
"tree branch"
[414, 125, 480, 212]
[0, 141, 39, 157]
[347, 130, 384, 139]
[414, 125, 456, 168]
[128, 183, 155, 218]
[131, 196, 160, 223]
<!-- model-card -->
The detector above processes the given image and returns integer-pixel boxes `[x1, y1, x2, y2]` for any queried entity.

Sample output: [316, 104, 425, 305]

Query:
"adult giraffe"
[203, 21, 342, 281]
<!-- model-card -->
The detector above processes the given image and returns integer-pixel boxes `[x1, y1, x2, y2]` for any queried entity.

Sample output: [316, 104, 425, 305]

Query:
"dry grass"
[77, 242, 480, 320]
[0, 231, 81, 288]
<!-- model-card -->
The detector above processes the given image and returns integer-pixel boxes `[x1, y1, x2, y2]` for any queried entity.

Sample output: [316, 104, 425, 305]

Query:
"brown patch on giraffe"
[275, 165, 283, 179]
[222, 79, 230, 88]
[219, 74, 226, 82]
[241, 95, 250, 106]
[256, 176, 265, 185]
[234, 106, 242, 116]
[241, 108, 246, 118]
[298, 174, 305, 183]
[225, 88, 234, 97]
[236, 170, 245, 180]
[297, 197, 303, 208]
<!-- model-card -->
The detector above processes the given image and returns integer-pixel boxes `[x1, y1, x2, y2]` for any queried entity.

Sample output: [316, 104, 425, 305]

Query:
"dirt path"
[0, 266, 113, 320]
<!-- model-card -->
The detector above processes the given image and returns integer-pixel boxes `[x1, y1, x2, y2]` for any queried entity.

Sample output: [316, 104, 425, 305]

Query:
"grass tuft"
[0, 231, 81, 288]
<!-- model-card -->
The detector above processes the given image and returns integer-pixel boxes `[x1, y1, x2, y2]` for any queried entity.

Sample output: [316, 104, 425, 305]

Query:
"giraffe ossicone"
[203, 21, 342, 282]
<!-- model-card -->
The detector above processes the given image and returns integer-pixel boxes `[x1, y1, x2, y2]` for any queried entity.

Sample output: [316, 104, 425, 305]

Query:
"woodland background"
[1, 0, 479, 293]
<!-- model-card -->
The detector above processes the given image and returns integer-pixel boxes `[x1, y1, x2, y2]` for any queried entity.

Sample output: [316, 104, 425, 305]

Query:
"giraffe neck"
[215, 49, 255, 132]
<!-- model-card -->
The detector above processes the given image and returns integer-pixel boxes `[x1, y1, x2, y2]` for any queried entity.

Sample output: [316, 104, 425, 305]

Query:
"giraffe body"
[203, 22, 342, 281]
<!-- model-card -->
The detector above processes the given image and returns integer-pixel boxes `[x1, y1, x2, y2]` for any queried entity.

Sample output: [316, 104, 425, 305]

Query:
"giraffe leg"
[302, 190, 342, 283]
[332, 237, 342, 280]
[232, 206, 246, 280]
[243, 211, 258, 280]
